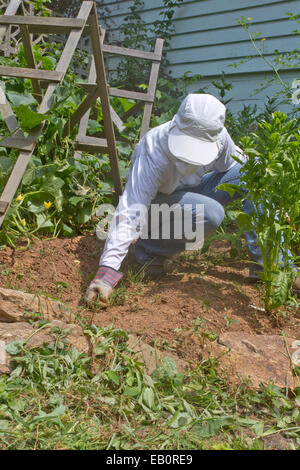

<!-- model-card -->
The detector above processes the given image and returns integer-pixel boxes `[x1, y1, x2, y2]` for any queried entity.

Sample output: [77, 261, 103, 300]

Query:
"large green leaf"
[27, 201, 46, 214]
[68, 196, 86, 207]
[124, 386, 140, 397]
[170, 412, 193, 429]
[105, 370, 120, 386]
[192, 416, 234, 437]
[77, 204, 93, 224]
[87, 119, 102, 134]
[36, 213, 54, 229]
[118, 97, 135, 113]
[31, 405, 66, 424]
[7, 92, 37, 108]
[142, 387, 155, 410]
[54, 189, 64, 212]
[271, 270, 293, 309]
[61, 224, 74, 236]
[5, 340, 24, 356]
[0, 156, 13, 172]
[230, 210, 253, 231]
[14, 105, 49, 132]
[22, 159, 36, 186]
[217, 183, 244, 198]
[41, 175, 65, 194]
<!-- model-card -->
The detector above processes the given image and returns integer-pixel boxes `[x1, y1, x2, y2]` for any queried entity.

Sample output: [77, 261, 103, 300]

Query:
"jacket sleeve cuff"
[95, 265, 124, 288]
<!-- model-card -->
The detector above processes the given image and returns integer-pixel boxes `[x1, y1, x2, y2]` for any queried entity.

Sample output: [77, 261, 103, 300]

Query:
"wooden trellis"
[75, 34, 164, 159]
[0, 0, 49, 56]
[0, 0, 164, 228]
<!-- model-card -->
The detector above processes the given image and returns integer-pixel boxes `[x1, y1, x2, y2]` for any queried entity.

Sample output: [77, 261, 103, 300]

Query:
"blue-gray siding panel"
[100, 0, 299, 111]
[104, 0, 293, 20]
[170, 19, 296, 46]
[196, 70, 297, 113]
[168, 37, 297, 63]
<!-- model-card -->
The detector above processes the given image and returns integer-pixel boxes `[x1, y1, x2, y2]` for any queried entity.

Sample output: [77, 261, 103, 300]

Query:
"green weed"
[0, 324, 299, 450]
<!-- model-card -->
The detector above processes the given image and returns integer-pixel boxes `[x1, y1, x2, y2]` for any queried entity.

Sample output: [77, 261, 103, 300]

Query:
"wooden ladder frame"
[0, 0, 164, 228]
[75, 35, 164, 151]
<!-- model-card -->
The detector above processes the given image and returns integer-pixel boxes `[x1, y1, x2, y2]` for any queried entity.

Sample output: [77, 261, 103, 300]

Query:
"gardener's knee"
[204, 200, 225, 235]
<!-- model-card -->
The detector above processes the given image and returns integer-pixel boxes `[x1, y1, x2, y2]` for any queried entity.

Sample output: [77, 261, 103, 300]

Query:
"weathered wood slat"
[0, 0, 22, 45]
[0, 15, 85, 28]
[76, 135, 108, 153]
[102, 44, 161, 62]
[110, 88, 154, 103]
[0, 149, 33, 221]
[39, 1, 93, 115]
[140, 38, 164, 138]
[19, 12, 42, 103]
[0, 135, 35, 151]
[110, 105, 125, 133]
[74, 28, 123, 161]
[0, 101, 22, 134]
[76, 82, 98, 93]
[0, 65, 64, 82]
[77, 82, 154, 103]
[27, 24, 85, 35]
[64, 88, 101, 137]
[77, 58, 97, 137]
[76, 33, 124, 135]
[0, 200, 9, 214]
[89, 3, 122, 197]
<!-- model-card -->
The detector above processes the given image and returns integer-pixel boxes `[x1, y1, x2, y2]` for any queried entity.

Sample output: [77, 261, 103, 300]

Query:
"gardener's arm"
[86, 147, 167, 302]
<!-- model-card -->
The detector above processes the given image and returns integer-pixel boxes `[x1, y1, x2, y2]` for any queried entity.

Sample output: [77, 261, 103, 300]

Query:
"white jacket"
[100, 120, 245, 270]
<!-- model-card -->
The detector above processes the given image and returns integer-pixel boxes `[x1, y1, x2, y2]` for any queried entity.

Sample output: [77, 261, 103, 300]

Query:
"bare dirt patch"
[0, 234, 299, 366]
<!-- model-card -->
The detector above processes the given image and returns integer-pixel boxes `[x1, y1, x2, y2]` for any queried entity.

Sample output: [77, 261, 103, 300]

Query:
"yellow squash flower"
[44, 201, 53, 210]
[16, 194, 23, 202]
[21, 219, 26, 226]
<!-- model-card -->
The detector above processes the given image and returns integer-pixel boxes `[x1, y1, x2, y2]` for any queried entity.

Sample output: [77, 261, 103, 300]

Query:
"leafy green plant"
[1, 323, 299, 450]
[219, 112, 300, 312]
[0, 41, 131, 246]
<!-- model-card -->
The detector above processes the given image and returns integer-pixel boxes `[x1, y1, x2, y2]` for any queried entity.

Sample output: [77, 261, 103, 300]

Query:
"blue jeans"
[134, 162, 263, 275]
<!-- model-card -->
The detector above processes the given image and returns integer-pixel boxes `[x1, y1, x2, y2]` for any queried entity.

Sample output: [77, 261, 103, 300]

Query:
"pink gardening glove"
[86, 266, 123, 304]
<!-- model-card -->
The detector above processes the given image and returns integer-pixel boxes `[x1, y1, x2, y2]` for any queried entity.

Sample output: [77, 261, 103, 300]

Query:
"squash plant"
[219, 112, 300, 312]
[0, 41, 132, 247]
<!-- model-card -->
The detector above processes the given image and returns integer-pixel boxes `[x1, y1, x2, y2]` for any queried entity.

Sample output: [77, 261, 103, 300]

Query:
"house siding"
[100, 0, 299, 112]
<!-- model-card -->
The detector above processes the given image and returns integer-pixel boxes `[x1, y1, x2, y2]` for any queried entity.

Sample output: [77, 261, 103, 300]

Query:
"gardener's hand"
[86, 266, 123, 305]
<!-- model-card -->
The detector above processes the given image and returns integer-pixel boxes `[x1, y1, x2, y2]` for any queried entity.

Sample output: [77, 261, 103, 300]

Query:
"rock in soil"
[128, 335, 188, 375]
[0, 287, 74, 323]
[0, 320, 89, 373]
[212, 332, 300, 390]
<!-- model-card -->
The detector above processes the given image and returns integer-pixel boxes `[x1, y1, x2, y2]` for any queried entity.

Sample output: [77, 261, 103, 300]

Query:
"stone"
[215, 332, 300, 390]
[0, 287, 73, 323]
[0, 320, 89, 373]
[128, 335, 188, 375]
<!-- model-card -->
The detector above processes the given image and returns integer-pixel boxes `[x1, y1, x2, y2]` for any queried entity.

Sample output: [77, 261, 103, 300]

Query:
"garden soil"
[0, 233, 299, 366]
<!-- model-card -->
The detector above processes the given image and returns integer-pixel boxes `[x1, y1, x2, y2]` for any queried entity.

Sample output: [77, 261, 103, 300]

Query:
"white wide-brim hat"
[168, 93, 226, 165]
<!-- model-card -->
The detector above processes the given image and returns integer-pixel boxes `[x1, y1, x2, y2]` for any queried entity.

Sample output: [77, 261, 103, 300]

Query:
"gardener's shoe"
[126, 244, 166, 280]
